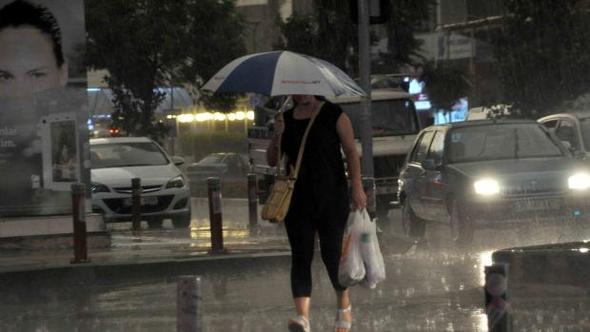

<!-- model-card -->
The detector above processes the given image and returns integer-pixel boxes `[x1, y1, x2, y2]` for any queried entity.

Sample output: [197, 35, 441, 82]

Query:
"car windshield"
[196, 154, 226, 165]
[91, 142, 168, 168]
[448, 123, 564, 163]
[341, 98, 418, 137]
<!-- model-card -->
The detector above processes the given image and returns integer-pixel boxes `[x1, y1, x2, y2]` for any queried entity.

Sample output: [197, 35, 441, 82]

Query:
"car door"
[421, 130, 448, 222]
[555, 119, 582, 152]
[402, 130, 435, 220]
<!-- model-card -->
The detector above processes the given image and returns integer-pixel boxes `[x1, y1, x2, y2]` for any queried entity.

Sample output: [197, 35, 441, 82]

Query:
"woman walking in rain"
[267, 94, 366, 332]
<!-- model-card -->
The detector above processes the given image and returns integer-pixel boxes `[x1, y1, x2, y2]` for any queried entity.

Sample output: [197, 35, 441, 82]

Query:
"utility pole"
[358, 0, 375, 214]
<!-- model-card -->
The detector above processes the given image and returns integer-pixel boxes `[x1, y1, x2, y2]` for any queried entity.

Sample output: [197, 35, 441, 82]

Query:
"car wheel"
[172, 213, 192, 229]
[450, 199, 474, 246]
[401, 200, 425, 238]
[147, 218, 164, 229]
[376, 197, 391, 219]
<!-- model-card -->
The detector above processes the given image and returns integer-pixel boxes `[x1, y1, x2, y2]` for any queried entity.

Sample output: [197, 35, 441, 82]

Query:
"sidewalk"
[0, 198, 292, 288]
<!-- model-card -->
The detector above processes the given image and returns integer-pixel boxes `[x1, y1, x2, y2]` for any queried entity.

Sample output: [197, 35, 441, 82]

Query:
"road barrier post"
[177, 275, 202, 332]
[207, 177, 225, 254]
[71, 183, 89, 264]
[131, 178, 141, 231]
[247, 173, 258, 229]
[485, 264, 511, 332]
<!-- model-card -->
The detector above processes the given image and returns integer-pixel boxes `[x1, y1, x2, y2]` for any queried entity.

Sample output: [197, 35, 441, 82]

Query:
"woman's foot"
[288, 315, 310, 332]
[334, 305, 351, 332]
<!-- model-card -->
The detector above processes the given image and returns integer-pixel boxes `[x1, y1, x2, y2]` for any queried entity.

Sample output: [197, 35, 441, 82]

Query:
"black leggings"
[284, 207, 348, 298]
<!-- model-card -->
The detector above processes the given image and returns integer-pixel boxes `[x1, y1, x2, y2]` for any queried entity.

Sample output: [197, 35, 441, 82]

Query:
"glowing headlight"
[166, 175, 186, 189]
[90, 182, 110, 193]
[568, 172, 590, 191]
[474, 178, 500, 196]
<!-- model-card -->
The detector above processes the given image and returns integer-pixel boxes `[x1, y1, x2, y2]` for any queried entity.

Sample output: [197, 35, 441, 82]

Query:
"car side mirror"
[172, 156, 185, 166]
[422, 159, 438, 171]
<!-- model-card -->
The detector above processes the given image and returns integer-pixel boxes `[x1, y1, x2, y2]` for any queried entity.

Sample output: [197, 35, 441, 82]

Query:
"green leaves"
[86, 0, 247, 141]
[277, 0, 434, 75]
[495, 0, 590, 116]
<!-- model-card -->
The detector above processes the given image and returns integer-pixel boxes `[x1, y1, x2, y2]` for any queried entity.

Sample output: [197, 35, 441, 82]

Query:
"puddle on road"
[4, 208, 590, 331]
[3, 248, 590, 331]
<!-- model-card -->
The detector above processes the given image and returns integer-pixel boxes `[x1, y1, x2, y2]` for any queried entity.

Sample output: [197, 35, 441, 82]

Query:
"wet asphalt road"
[2, 199, 590, 331]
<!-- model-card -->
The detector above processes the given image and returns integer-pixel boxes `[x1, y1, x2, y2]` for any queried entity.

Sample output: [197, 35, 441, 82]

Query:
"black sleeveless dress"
[281, 102, 349, 223]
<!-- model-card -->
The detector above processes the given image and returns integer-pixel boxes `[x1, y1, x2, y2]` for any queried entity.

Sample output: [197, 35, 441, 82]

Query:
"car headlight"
[474, 178, 500, 196]
[568, 172, 590, 191]
[91, 182, 110, 193]
[166, 175, 186, 189]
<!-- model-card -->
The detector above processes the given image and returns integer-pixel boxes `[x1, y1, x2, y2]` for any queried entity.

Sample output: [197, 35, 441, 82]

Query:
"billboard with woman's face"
[0, 0, 88, 216]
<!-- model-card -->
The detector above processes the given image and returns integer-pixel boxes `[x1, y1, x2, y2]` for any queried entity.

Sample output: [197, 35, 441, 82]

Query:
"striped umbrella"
[202, 50, 365, 97]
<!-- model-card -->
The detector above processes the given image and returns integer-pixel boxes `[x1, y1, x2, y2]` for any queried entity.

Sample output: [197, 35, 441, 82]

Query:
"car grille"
[102, 195, 174, 214]
[113, 185, 162, 194]
[503, 180, 566, 197]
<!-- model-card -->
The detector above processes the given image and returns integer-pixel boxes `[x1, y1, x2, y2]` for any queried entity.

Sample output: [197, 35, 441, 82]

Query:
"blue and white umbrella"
[203, 50, 365, 97]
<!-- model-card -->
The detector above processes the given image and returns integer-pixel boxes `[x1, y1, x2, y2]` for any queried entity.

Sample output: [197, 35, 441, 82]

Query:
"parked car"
[186, 152, 249, 196]
[538, 112, 590, 159]
[398, 120, 590, 245]
[90, 137, 191, 228]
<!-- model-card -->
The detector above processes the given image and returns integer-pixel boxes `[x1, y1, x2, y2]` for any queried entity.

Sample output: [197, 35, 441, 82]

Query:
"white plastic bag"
[358, 209, 386, 289]
[338, 210, 366, 287]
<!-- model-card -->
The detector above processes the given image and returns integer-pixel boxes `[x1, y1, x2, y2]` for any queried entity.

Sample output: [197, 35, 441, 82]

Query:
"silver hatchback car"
[90, 137, 191, 228]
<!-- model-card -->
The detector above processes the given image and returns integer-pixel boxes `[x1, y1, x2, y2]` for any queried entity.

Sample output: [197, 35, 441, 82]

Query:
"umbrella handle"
[274, 95, 292, 175]
[277, 95, 292, 114]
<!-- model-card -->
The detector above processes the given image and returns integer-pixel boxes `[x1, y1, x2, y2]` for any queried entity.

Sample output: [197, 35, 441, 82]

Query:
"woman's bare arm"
[337, 112, 367, 210]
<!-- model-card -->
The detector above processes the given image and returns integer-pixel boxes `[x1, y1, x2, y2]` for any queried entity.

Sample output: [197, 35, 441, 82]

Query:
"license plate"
[514, 199, 559, 212]
[123, 196, 158, 207]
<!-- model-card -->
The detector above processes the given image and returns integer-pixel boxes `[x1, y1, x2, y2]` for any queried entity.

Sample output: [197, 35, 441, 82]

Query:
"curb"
[0, 250, 291, 291]
[492, 241, 590, 289]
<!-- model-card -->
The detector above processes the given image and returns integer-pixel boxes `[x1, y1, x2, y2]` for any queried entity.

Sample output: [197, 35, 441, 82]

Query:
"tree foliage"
[380, 0, 435, 71]
[275, 1, 356, 73]
[494, 0, 590, 117]
[276, 0, 433, 76]
[86, 0, 246, 140]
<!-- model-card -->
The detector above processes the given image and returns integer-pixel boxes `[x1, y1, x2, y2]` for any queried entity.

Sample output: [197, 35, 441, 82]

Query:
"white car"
[90, 137, 191, 228]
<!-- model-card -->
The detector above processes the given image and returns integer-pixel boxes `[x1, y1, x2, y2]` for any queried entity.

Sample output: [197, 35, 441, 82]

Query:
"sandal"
[334, 305, 352, 331]
[288, 315, 310, 332]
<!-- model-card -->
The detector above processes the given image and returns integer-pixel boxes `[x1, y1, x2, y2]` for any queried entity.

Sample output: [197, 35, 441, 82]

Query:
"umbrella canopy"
[203, 50, 365, 97]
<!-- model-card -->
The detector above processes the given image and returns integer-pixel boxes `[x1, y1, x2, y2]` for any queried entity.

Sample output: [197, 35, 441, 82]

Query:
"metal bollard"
[131, 178, 141, 231]
[71, 183, 89, 264]
[177, 275, 202, 332]
[247, 173, 258, 229]
[362, 177, 376, 218]
[207, 177, 226, 254]
[485, 264, 511, 332]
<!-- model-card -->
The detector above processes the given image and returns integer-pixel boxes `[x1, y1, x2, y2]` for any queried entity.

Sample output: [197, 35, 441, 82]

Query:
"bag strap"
[290, 101, 323, 180]
[276, 100, 324, 179]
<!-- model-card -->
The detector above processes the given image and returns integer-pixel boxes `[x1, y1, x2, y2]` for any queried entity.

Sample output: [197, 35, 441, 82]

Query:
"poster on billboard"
[0, 0, 88, 216]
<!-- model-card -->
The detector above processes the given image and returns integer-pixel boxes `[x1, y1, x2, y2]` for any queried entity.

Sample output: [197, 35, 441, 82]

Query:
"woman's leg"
[285, 214, 316, 319]
[336, 289, 352, 332]
[293, 296, 311, 318]
[317, 208, 347, 294]
[317, 200, 351, 330]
